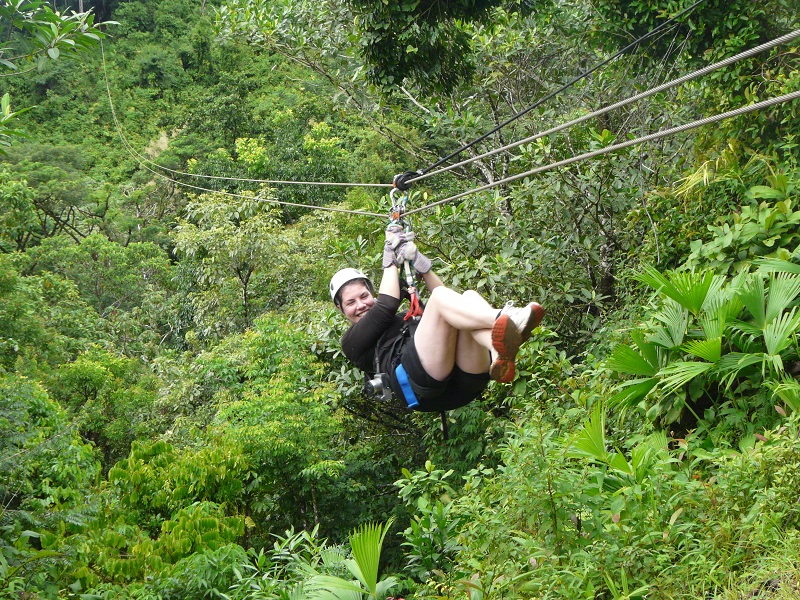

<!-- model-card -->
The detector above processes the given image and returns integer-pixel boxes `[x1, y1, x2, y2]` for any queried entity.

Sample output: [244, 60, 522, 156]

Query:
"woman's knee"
[462, 289, 492, 308]
[427, 285, 453, 308]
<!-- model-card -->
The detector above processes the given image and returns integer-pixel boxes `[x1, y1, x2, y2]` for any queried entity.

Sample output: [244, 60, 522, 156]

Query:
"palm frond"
[716, 352, 766, 389]
[631, 431, 669, 483]
[636, 265, 714, 315]
[763, 307, 800, 356]
[349, 519, 393, 598]
[764, 377, 800, 412]
[700, 274, 728, 313]
[605, 344, 658, 376]
[651, 300, 688, 349]
[631, 330, 661, 369]
[657, 361, 714, 396]
[306, 575, 365, 600]
[738, 275, 766, 328]
[754, 257, 800, 275]
[766, 272, 800, 324]
[376, 577, 400, 599]
[568, 402, 608, 463]
[698, 306, 724, 340]
[607, 378, 659, 410]
[682, 338, 722, 363]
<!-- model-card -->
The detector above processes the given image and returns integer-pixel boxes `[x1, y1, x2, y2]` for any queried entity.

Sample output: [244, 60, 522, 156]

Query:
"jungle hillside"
[2, 0, 800, 598]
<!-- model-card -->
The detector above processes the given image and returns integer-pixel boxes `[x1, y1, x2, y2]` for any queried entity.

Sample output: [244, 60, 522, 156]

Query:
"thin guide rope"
[100, 42, 391, 190]
[101, 42, 386, 218]
[415, 0, 708, 176]
[405, 90, 800, 216]
[411, 30, 800, 184]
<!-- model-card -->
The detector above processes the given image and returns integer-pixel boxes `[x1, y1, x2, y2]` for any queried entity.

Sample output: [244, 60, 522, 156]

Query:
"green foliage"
[606, 262, 800, 439]
[395, 463, 465, 581]
[49, 346, 161, 468]
[172, 191, 282, 337]
[0, 372, 100, 595]
[0, 93, 32, 153]
[0, 0, 107, 149]
[6, 0, 800, 598]
[21, 233, 172, 317]
[306, 519, 399, 600]
[108, 441, 247, 534]
[0, 165, 36, 251]
[685, 192, 800, 274]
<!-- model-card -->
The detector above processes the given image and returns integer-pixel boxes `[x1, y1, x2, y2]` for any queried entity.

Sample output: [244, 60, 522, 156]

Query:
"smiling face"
[338, 281, 375, 324]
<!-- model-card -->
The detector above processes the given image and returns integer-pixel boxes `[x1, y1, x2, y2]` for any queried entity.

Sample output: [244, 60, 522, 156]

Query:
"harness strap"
[395, 364, 420, 409]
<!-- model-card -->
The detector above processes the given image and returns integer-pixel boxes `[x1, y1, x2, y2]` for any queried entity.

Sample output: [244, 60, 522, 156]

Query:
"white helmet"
[329, 268, 372, 305]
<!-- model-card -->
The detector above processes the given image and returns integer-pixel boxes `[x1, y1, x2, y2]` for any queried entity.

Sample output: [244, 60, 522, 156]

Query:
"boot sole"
[490, 314, 521, 383]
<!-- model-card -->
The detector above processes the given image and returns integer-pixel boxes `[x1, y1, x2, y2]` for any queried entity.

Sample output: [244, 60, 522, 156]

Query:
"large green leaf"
[738, 275, 766, 328]
[682, 338, 722, 363]
[754, 258, 800, 275]
[568, 402, 608, 463]
[306, 576, 365, 600]
[765, 378, 800, 412]
[608, 378, 659, 409]
[349, 519, 393, 598]
[630, 431, 669, 483]
[715, 352, 766, 389]
[763, 306, 800, 357]
[605, 344, 658, 376]
[657, 361, 714, 396]
[631, 330, 660, 370]
[650, 301, 688, 349]
[765, 272, 800, 325]
[636, 265, 715, 315]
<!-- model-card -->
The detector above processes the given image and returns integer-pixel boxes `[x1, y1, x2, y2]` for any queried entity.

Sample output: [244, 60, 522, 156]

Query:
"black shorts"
[396, 337, 490, 412]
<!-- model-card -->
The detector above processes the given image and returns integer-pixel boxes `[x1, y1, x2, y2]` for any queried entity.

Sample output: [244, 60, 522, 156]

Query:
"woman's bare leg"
[413, 287, 497, 380]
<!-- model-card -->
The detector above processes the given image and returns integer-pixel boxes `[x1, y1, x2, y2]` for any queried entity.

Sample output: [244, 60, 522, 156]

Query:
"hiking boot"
[500, 301, 545, 343]
[489, 302, 545, 383]
[490, 314, 522, 383]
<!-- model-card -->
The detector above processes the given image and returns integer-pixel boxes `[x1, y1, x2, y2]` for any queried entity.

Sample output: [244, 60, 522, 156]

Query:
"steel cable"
[405, 90, 800, 216]
[409, 30, 800, 185]
[414, 0, 709, 177]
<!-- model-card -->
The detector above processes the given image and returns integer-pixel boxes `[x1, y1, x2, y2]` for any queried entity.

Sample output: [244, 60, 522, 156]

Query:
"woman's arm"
[378, 264, 401, 298]
[420, 269, 443, 291]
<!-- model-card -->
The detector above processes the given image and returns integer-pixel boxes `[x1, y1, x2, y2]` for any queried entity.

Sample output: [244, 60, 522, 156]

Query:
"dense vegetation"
[1, 0, 799, 598]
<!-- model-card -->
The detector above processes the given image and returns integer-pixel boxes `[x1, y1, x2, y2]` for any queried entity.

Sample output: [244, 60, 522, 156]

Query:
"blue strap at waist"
[395, 363, 419, 409]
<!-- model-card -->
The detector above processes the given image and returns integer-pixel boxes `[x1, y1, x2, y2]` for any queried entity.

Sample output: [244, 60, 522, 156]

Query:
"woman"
[330, 231, 543, 412]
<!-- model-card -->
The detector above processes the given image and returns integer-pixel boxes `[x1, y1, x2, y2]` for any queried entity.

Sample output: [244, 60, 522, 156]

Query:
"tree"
[0, 0, 107, 147]
[172, 190, 282, 337]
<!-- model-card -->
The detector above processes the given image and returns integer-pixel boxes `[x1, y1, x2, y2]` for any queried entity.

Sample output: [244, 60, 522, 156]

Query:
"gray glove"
[398, 241, 432, 274]
[383, 225, 413, 268]
[383, 240, 402, 268]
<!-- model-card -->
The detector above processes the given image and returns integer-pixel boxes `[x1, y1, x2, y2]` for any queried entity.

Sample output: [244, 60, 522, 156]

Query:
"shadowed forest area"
[1, 0, 800, 598]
